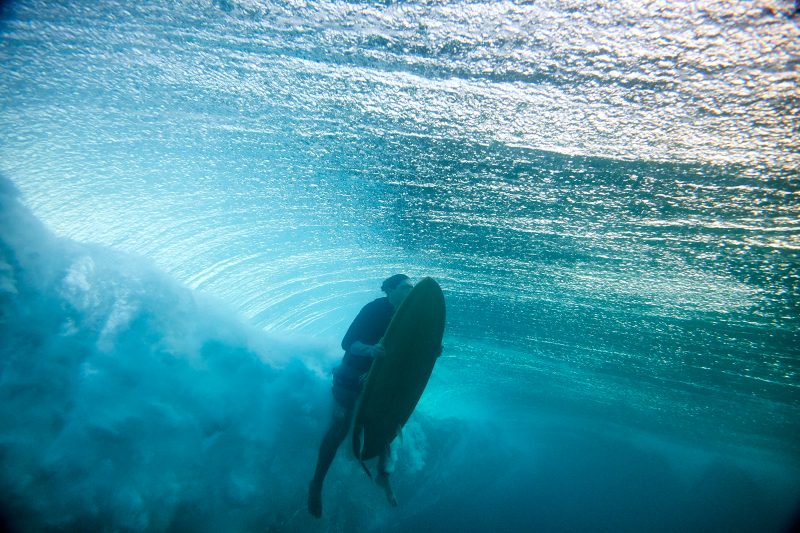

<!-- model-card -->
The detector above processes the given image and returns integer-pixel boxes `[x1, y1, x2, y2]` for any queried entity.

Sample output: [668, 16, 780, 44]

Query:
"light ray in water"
[1, 0, 799, 532]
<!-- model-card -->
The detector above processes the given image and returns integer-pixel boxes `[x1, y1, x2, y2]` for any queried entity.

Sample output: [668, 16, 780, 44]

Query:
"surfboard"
[352, 276, 446, 463]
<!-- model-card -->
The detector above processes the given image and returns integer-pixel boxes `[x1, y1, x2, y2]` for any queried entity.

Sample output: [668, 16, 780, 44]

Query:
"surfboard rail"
[352, 276, 446, 463]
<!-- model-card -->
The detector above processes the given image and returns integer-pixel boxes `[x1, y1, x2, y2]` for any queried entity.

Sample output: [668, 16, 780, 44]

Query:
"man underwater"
[308, 274, 413, 518]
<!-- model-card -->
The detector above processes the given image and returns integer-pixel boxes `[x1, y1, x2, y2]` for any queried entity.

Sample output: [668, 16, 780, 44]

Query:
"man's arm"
[350, 340, 386, 359]
[341, 305, 371, 351]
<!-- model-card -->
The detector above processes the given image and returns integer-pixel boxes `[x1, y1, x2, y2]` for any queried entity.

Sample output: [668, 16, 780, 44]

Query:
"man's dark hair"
[381, 274, 410, 293]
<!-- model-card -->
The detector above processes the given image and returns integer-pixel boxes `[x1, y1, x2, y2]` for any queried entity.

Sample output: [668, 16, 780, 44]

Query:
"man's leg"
[308, 403, 351, 518]
[376, 439, 398, 506]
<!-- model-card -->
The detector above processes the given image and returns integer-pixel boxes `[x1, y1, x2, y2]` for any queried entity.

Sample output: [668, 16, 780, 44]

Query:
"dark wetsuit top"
[332, 297, 394, 408]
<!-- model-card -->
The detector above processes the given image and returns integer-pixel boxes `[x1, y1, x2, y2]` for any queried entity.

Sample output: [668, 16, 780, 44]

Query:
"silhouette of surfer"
[308, 274, 413, 518]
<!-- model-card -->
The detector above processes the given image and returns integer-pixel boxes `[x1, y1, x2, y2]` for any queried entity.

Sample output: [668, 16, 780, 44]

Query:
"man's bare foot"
[376, 473, 398, 507]
[308, 480, 322, 518]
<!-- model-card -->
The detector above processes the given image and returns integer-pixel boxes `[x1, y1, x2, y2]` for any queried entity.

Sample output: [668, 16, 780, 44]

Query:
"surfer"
[308, 274, 413, 518]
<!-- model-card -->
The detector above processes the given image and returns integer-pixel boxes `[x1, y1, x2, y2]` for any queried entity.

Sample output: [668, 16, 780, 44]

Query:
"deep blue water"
[1, 1, 799, 531]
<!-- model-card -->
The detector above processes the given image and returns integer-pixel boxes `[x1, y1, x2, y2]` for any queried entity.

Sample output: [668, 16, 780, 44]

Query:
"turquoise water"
[1, 1, 799, 531]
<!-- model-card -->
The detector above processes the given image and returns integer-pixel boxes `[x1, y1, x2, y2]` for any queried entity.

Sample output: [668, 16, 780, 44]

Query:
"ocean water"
[1, 0, 799, 531]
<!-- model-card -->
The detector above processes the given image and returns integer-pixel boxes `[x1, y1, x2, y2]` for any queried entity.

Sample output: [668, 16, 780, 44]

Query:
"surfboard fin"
[352, 425, 373, 478]
[359, 460, 372, 479]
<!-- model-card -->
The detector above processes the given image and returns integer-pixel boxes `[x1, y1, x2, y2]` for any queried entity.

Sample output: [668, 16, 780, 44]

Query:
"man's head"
[382, 274, 413, 308]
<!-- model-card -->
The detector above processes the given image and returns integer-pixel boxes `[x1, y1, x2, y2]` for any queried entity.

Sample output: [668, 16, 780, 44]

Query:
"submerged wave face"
[1, 175, 797, 532]
[1, 0, 799, 532]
